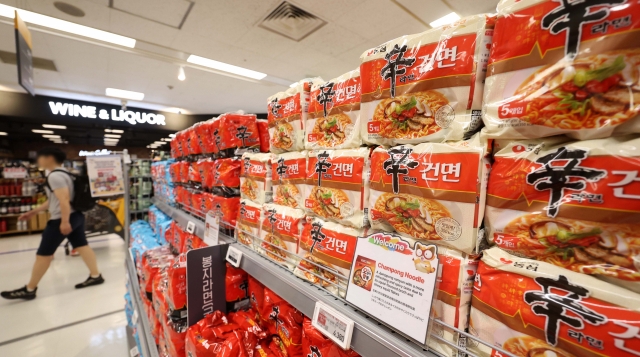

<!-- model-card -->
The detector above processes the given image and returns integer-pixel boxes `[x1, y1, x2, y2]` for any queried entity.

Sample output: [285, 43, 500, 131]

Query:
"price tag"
[129, 346, 139, 357]
[226, 245, 243, 268]
[312, 301, 354, 350]
[132, 309, 139, 324]
[204, 211, 220, 246]
[186, 221, 196, 234]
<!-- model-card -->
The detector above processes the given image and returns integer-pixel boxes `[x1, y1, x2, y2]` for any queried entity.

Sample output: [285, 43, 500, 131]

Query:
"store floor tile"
[0, 233, 128, 356]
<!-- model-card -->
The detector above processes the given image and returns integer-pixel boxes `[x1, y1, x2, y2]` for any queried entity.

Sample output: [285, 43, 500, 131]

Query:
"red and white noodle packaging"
[272, 151, 307, 210]
[368, 134, 490, 254]
[359, 14, 494, 146]
[469, 247, 640, 357]
[483, 0, 640, 140]
[267, 77, 324, 153]
[236, 199, 262, 252]
[258, 203, 306, 271]
[304, 148, 370, 229]
[307, 69, 362, 150]
[486, 135, 640, 293]
[240, 152, 273, 205]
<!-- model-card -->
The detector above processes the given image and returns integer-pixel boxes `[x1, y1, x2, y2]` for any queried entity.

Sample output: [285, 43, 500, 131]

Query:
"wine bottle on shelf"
[0, 219, 6, 232]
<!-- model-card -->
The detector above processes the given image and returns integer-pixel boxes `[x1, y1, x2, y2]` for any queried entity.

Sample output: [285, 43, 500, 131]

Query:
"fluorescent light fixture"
[178, 66, 186, 81]
[429, 12, 460, 28]
[104, 143, 117, 146]
[162, 138, 172, 142]
[0, 132, 7, 136]
[289, 82, 298, 88]
[153, 141, 166, 145]
[32, 129, 54, 134]
[104, 134, 121, 138]
[187, 55, 267, 80]
[105, 88, 144, 101]
[105, 129, 124, 133]
[0, 4, 136, 48]
[43, 134, 61, 138]
[104, 138, 119, 142]
[169, 134, 176, 138]
[42, 124, 67, 129]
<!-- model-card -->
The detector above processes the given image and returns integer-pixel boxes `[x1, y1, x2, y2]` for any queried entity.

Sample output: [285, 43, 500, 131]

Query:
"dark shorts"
[37, 211, 88, 256]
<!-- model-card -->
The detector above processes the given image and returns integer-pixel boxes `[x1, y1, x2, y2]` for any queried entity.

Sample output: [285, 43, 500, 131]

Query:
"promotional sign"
[2, 166, 28, 179]
[186, 244, 229, 326]
[345, 232, 439, 344]
[14, 11, 34, 96]
[204, 211, 220, 246]
[85, 155, 125, 197]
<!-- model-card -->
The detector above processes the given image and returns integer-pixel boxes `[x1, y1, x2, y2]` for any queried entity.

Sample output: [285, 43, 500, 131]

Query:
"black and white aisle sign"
[186, 244, 229, 326]
[345, 232, 439, 344]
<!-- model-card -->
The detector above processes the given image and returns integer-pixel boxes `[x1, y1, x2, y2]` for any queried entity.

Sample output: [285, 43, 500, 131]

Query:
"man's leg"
[68, 212, 104, 288]
[27, 255, 55, 290]
[75, 246, 99, 277]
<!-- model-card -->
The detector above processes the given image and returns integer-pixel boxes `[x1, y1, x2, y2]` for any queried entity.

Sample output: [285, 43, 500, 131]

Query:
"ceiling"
[0, 0, 498, 115]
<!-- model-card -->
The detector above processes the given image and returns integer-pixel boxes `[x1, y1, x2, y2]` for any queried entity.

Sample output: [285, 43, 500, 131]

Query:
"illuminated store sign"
[49, 101, 166, 126]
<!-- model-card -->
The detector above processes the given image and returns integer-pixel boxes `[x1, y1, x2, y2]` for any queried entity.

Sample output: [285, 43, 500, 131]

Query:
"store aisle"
[0, 233, 129, 357]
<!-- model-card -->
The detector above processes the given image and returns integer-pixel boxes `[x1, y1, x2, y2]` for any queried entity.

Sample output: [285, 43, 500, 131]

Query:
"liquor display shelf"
[152, 198, 443, 357]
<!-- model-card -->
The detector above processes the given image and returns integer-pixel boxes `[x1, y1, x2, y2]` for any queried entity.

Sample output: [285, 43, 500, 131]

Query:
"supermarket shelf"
[130, 175, 153, 179]
[152, 198, 437, 357]
[0, 194, 39, 198]
[0, 229, 41, 236]
[126, 252, 159, 357]
[0, 213, 22, 218]
[130, 209, 149, 214]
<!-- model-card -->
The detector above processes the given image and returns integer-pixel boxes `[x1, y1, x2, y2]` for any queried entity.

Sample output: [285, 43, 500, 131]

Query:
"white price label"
[132, 309, 139, 324]
[129, 346, 139, 357]
[204, 211, 220, 246]
[226, 246, 243, 268]
[312, 301, 354, 350]
[186, 221, 196, 234]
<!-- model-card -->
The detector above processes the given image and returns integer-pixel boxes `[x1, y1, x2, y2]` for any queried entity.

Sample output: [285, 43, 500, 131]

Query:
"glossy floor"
[0, 233, 129, 357]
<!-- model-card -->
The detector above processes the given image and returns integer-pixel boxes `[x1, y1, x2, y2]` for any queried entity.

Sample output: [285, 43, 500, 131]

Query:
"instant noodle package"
[483, 0, 640, 140]
[272, 151, 307, 209]
[304, 148, 370, 229]
[470, 247, 640, 357]
[211, 158, 241, 197]
[236, 199, 262, 250]
[294, 217, 364, 297]
[486, 135, 640, 292]
[368, 134, 490, 254]
[258, 203, 305, 271]
[359, 14, 494, 146]
[218, 112, 261, 156]
[261, 287, 304, 357]
[267, 78, 323, 153]
[240, 152, 273, 205]
[307, 69, 362, 150]
[302, 318, 360, 357]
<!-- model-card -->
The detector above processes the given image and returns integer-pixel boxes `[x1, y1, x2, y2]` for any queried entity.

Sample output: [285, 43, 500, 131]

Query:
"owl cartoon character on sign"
[413, 242, 437, 274]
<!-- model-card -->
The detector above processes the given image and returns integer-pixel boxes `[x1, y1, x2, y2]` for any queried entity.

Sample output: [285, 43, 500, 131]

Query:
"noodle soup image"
[501, 336, 574, 357]
[483, 0, 640, 140]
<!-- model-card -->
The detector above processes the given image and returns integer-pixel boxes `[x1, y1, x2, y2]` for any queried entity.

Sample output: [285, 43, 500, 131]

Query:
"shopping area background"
[1, 0, 640, 357]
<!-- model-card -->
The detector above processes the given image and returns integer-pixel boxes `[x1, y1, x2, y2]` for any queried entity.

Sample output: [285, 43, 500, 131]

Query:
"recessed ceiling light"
[168, 134, 176, 138]
[0, 132, 7, 136]
[32, 129, 54, 134]
[43, 124, 67, 129]
[105, 88, 144, 101]
[0, 4, 136, 48]
[178, 66, 186, 81]
[187, 55, 267, 80]
[104, 134, 121, 138]
[43, 134, 61, 138]
[429, 12, 460, 28]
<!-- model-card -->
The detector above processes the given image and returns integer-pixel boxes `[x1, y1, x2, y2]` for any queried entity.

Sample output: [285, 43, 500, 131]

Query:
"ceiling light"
[169, 134, 176, 138]
[42, 124, 67, 129]
[0, 132, 7, 136]
[162, 138, 172, 141]
[0, 4, 136, 48]
[105, 129, 124, 133]
[429, 12, 460, 28]
[104, 138, 119, 142]
[105, 88, 144, 101]
[104, 143, 117, 146]
[178, 66, 186, 81]
[104, 134, 121, 138]
[154, 141, 166, 145]
[289, 82, 298, 88]
[43, 134, 61, 138]
[187, 55, 267, 80]
[32, 129, 54, 134]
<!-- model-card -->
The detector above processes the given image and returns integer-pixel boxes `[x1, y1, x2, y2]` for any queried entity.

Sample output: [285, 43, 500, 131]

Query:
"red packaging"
[189, 161, 203, 184]
[169, 162, 180, 183]
[170, 137, 180, 158]
[152, 272, 168, 323]
[248, 276, 265, 317]
[212, 195, 240, 226]
[255, 342, 278, 357]
[185, 234, 206, 251]
[213, 158, 241, 196]
[188, 123, 203, 155]
[218, 113, 261, 152]
[181, 128, 192, 157]
[226, 263, 249, 303]
[179, 161, 190, 184]
[257, 119, 270, 153]
[195, 118, 218, 154]
[302, 318, 360, 357]
[203, 192, 216, 213]
[166, 254, 187, 312]
[185, 311, 238, 357]
[262, 288, 303, 357]
[231, 309, 267, 340]
[198, 158, 215, 189]
[164, 318, 188, 357]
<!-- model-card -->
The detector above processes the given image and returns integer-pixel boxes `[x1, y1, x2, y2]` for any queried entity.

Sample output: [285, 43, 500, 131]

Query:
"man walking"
[1, 147, 104, 300]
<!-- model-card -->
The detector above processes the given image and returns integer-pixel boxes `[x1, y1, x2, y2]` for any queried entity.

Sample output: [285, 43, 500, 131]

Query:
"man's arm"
[18, 200, 48, 221]
[53, 187, 72, 235]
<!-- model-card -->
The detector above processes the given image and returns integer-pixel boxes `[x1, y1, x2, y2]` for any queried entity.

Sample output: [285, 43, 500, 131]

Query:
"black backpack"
[47, 169, 97, 212]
